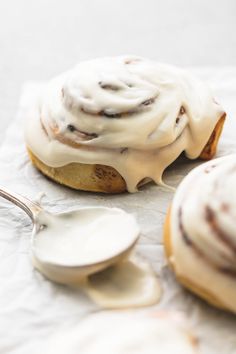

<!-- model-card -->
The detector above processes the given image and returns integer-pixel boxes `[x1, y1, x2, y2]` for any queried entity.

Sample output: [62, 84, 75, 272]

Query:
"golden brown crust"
[27, 114, 225, 193]
[163, 207, 230, 312]
[199, 114, 226, 160]
[27, 148, 126, 193]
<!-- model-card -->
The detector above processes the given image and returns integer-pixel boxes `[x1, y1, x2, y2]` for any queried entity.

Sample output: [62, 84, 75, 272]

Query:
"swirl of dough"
[169, 155, 236, 312]
[25, 56, 225, 192]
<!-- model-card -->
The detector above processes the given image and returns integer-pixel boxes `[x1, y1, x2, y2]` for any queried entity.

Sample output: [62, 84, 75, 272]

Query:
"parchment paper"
[0, 68, 236, 354]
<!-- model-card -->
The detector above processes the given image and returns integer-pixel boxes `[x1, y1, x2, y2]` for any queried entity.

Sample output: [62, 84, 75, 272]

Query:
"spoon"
[0, 186, 140, 284]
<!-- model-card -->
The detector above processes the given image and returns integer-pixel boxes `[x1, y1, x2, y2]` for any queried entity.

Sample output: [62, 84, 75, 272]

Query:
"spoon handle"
[0, 186, 43, 221]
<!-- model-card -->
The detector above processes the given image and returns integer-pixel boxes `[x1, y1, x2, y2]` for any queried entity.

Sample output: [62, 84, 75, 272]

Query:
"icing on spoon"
[0, 186, 162, 308]
[0, 186, 139, 283]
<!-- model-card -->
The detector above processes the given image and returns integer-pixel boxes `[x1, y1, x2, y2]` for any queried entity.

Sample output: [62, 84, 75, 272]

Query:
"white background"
[0, 0, 235, 141]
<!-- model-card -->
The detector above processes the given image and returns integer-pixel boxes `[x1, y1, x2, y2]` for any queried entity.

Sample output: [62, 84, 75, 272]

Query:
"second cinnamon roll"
[164, 155, 236, 313]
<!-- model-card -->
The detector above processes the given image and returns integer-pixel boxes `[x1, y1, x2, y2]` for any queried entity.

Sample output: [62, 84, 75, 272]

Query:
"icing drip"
[25, 56, 224, 192]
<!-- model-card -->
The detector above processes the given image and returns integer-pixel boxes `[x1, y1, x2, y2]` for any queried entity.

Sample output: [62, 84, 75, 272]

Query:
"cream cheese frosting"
[33, 207, 139, 266]
[85, 257, 162, 308]
[43, 312, 198, 354]
[170, 154, 236, 312]
[25, 55, 224, 192]
[31, 207, 161, 309]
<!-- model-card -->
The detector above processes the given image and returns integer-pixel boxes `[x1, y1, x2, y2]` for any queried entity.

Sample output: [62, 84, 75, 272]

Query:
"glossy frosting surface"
[32, 207, 161, 309]
[85, 257, 162, 308]
[25, 56, 224, 192]
[33, 207, 139, 266]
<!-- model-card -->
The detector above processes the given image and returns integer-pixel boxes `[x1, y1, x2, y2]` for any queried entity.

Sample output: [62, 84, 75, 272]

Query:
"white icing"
[31, 207, 161, 308]
[25, 56, 224, 192]
[43, 312, 197, 354]
[170, 154, 236, 312]
[85, 257, 162, 308]
[33, 207, 139, 266]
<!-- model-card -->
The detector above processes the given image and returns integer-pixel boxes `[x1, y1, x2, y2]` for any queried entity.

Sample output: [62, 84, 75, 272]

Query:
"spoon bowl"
[32, 232, 137, 284]
[0, 187, 140, 284]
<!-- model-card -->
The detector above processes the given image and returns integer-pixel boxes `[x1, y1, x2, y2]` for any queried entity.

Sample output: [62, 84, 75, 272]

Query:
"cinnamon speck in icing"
[25, 55, 224, 192]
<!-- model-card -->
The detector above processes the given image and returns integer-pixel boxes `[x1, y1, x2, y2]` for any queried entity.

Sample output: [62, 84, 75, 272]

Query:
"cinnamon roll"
[164, 155, 236, 313]
[25, 56, 225, 193]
